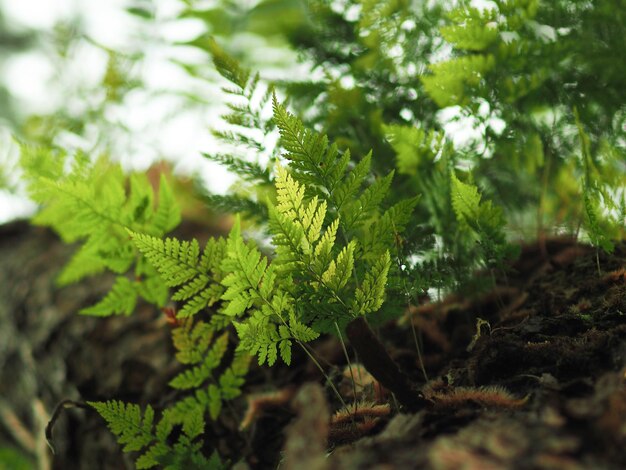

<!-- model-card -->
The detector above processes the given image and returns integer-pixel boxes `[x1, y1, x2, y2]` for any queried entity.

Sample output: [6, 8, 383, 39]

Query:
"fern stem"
[409, 314, 429, 383]
[335, 321, 358, 407]
[345, 316, 425, 412]
[297, 341, 348, 410]
[392, 224, 429, 383]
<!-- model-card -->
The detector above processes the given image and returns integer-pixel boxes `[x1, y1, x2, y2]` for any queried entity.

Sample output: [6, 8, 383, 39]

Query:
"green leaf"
[169, 332, 229, 389]
[152, 174, 182, 235]
[450, 172, 481, 229]
[80, 276, 137, 316]
[130, 232, 227, 318]
[322, 241, 356, 292]
[354, 251, 391, 316]
[89, 401, 155, 453]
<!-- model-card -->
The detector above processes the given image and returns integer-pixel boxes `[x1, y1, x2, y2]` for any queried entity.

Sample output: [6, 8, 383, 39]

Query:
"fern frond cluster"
[19, 146, 180, 315]
[124, 230, 252, 417]
[130, 99, 417, 367]
[272, 98, 419, 261]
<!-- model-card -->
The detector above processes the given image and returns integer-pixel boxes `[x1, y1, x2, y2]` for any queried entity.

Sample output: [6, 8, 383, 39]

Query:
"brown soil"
[1, 221, 625, 469]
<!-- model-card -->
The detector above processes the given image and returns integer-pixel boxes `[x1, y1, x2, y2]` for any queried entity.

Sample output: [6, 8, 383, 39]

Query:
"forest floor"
[1, 221, 625, 469]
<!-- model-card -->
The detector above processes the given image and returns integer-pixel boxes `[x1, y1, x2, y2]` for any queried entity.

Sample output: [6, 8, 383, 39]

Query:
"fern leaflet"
[129, 232, 227, 317]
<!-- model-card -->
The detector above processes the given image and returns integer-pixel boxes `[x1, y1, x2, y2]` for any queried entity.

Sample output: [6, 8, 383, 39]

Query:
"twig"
[45, 400, 90, 455]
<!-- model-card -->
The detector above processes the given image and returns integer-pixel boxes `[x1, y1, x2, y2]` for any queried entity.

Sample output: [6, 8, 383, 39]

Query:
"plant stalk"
[345, 316, 425, 412]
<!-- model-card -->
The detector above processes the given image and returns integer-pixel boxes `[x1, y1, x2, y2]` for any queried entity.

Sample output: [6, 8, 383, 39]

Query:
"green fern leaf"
[202, 152, 270, 184]
[273, 95, 346, 192]
[354, 251, 391, 316]
[20, 150, 181, 316]
[342, 171, 394, 231]
[90, 400, 209, 469]
[152, 174, 182, 234]
[384, 124, 443, 175]
[219, 351, 252, 399]
[130, 232, 227, 318]
[207, 37, 250, 89]
[221, 218, 275, 317]
[450, 171, 512, 265]
[288, 312, 319, 342]
[172, 320, 213, 365]
[234, 314, 283, 366]
[269, 166, 329, 263]
[80, 276, 137, 316]
[89, 401, 155, 453]
[583, 187, 615, 253]
[169, 332, 229, 389]
[362, 196, 420, 258]
[450, 171, 482, 229]
[136, 443, 169, 470]
[207, 384, 222, 420]
[332, 150, 369, 210]
[440, 6, 499, 51]
[311, 218, 340, 277]
[321, 240, 356, 292]
[421, 54, 495, 107]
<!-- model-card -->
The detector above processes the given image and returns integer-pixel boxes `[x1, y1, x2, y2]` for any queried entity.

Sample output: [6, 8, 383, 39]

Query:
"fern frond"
[384, 124, 443, 175]
[207, 37, 250, 90]
[201, 192, 268, 222]
[321, 241, 356, 292]
[332, 150, 369, 210]
[168, 318, 250, 417]
[202, 152, 270, 183]
[152, 173, 182, 235]
[311, 218, 340, 277]
[89, 401, 155, 453]
[354, 251, 391, 316]
[450, 171, 512, 265]
[219, 350, 251, 399]
[362, 196, 420, 258]
[342, 171, 394, 231]
[450, 172, 482, 229]
[204, 39, 275, 219]
[220, 230, 267, 316]
[90, 400, 215, 470]
[80, 276, 137, 316]
[287, 312, 319, 343]
[130, 232, 227, 317]
[421, 54, 495, 107]
[169, 332, 229, 390]
[172, 320, 213, 364]
[235, 313, 281, 366]
[20, 148, 180, 315]
[273, 95, 347, 192]
[576, 110, 618, 253]
[440, 6, 499, 52]
[269, 166, 329, 263]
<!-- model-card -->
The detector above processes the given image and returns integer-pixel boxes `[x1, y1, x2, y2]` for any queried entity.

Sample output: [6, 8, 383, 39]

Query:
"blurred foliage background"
[0, 0, 626, 266]
[0, 0, 307, 218]
[0, 0, 624, 465]
[1, 0, 625, 269]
